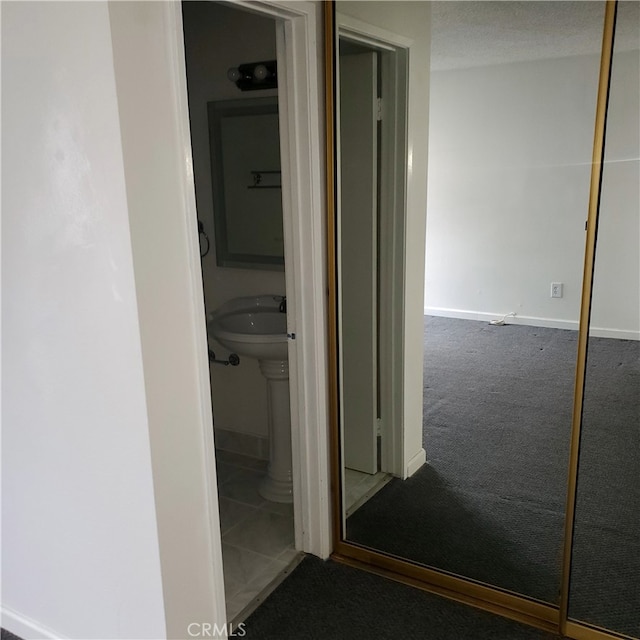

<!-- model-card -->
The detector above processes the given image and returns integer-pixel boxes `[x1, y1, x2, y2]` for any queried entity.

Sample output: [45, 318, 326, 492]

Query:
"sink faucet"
[279, 296, 287, 313]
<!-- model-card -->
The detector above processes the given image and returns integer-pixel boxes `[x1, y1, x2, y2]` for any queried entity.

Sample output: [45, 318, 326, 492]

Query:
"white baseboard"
[2, 605, 66, 640]
[424, 306, 639, 340]
[424, 306, 578, 330]
[405, 447, 426, 479]
[213, 427, 269, 460]
[589, 326, 640, 340]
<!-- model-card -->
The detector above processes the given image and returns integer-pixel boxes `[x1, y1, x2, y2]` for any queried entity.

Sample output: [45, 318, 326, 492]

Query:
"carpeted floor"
[243, 556, 562, 640]
[346, 317, 639, 636]
[348, 317, 576, 602]
[569, 334, 640, 636]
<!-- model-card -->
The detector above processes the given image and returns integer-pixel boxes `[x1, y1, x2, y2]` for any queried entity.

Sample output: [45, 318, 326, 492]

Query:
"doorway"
[336, 15, 413, 527]
[105, 1, 328, 633]
[180, 0, 329, 623]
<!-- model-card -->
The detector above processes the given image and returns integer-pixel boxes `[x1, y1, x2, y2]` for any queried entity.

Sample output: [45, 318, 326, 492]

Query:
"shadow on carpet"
[242, 556, 561, 640]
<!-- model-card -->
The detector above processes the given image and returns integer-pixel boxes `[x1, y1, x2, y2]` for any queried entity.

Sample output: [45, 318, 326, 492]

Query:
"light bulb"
[227, 67, 241, 82]
[253, 64, 269, 81]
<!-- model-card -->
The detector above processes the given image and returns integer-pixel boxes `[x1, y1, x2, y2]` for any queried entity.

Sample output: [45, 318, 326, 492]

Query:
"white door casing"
[206, 0, 334, 587]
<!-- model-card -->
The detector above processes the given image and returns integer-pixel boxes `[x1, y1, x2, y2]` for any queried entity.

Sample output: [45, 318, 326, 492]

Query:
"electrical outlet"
[551, 282, 563, 298]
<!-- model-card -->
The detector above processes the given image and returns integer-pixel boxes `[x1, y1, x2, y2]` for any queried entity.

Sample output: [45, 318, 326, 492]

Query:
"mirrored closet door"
[567, 2, 640, 637]
[327, 1, 638, 638]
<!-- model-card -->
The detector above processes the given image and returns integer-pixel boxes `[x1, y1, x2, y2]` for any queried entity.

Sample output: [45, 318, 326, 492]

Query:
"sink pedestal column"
[258, 359, 293, 503]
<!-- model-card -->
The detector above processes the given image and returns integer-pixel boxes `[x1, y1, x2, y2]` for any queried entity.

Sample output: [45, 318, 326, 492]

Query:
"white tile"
[221, 543, 279, 599]
[219, 464, 297, 622]
[218, 498, 256, 535]
[360, 471, 390, 493]
[259, 499, 294, 517]
[345, 472, 391, 516]
[217, 468, 266, 507]
[345, 467, 367, 486]
[225, 595, 247, 623]
[223, 509, 294, 558]
[276, 545, 299, 565]
[228, 557, 289, 610]
[345, 481, 365, 511]
[344, 468, 380, 512]
[216, 461, 242, 485]
[216, 449, 268, 472]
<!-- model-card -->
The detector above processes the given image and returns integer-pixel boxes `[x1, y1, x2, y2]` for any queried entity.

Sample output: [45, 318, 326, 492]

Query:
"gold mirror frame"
[324, 2, 624, 639]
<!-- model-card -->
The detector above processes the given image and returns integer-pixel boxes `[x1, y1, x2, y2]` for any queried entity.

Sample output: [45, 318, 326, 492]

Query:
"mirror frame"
[208, 97, 285, 270]
[324, 2, 622, 639]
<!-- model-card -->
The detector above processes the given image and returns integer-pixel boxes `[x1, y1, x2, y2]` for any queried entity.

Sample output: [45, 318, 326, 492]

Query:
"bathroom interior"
[182, 1, 299, 623]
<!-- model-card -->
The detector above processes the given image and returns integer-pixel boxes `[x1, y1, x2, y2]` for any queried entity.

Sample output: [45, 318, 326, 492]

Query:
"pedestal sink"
[208, 295, 292, 503]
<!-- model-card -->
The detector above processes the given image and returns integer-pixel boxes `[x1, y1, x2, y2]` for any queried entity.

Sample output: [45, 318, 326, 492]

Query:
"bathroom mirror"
[207, 97, 285, 270]
[331, 0, 616, 615]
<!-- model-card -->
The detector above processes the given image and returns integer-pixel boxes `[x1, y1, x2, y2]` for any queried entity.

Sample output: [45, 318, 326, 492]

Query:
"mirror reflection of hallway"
[338, 22, 413, 518]
[340, 0, 617, 607]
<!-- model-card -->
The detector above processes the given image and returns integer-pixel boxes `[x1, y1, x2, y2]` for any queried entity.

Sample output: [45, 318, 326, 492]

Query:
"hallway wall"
[590, 48, 640, 337]
[1, 3, 166, 637]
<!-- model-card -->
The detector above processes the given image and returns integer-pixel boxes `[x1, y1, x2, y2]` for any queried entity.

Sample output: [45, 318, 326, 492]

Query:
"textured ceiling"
[431, 1, 640, 70]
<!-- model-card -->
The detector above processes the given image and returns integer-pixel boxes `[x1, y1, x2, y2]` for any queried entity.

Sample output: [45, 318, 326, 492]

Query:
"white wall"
[108, 2, 227, 636]
[182, 2, 283, 443]
[590, 49, 640, 338]
[424, 48, 639, 339]
[1, 3, 166, 638]
[337, 1, 431, 475]
[425, 53, 598, 328]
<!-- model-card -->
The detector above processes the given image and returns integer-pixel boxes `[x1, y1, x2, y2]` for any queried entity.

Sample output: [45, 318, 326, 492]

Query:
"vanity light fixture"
[227, 60, 277, 91]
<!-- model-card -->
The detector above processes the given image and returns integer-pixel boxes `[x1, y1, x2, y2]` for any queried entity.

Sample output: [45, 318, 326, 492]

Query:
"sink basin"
[209, 295, 292, 503]
[208, 296, 288, 361]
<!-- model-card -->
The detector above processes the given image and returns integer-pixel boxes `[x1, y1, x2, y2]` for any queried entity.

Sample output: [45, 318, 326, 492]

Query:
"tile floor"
[344, 468, 391, 517]
[216, 450, 300, 621]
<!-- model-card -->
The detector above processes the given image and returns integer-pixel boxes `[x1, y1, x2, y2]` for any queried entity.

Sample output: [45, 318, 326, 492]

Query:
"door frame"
[336, 13, 412, 479]
[167, 0, 331, 612]
[212, 0, 332, 555]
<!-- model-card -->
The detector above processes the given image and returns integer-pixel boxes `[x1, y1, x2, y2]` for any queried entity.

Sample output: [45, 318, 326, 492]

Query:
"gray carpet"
[243, 556, 561, 640]
[346, 316, 639, 635]
[569, 335, 640, 636]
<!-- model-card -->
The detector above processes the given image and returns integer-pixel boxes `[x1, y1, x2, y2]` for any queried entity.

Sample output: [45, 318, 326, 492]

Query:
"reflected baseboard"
[424, 306, 578, 331]
[406, 447, 426, 479]
[423, 306, 640, 341]
[214, 427, 269, 461]
[1, 605, 61, 640]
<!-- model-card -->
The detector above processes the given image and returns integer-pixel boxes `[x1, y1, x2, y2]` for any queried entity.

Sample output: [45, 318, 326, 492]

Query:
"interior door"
[339, 50, 378, 474]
